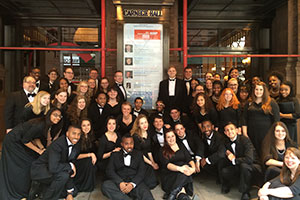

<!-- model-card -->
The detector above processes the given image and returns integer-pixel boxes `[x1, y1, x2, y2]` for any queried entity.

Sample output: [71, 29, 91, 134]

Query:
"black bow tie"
[117, 83, 123, 87]
[134, 110, 140, 113]
[98, 106, 104, 109]
[206, 137, 212, 141]
[179, 136, 186, 140]
[27, 93, 36, 97]
[68, 144, 74, 148]
[156, 131, 163, 135]
[230, 140, 236, 145]
[169, 78, 175, 81]
[123, 152, 131, 158]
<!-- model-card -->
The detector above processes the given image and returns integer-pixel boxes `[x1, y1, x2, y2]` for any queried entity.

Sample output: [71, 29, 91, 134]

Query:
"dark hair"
[228, 67, 239, 79]
[48, 68, 59, 75]
[262, 122, 294, 163]
[170, 106, 181, 113]
[134, 97, 143, 103]
[45, 107, 63, 135]
[153, 114, 163, 121]
[191, 92, 213, 115]
[122, 133, 133, 142]
[95, 91, 108, 100]
[268, 71, 284, 84]
[184, 66, 192, 71]
[114, 70, 123, 75]
[213, 80, 223, 88]
[105, 116, 118, 132]
[224, 121, 237, 129]
[90, 68, 99, 73]
[80, 118, 96, 152]
[66, 95, 88, 125]
[68, 123, 82, 131]
[280, 81, 295, 99]
[64, 67, 73, 73]
[107, 86, 120, 102]
[162, 129, 176, 159]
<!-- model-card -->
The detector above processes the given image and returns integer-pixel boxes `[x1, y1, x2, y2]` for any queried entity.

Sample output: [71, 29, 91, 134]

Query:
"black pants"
[102, 180, 154, 200]
[34, 171, 73, 200]
[218, 158, 262, 193]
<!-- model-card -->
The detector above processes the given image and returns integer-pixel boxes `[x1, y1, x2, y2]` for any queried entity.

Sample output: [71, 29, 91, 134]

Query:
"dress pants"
[218, 158, 262, 193]
[35, 171, 73, 200]
[102, 180, 154, 200]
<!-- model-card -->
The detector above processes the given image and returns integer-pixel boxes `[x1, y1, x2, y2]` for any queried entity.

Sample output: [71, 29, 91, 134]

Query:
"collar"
[179, 133, 186, 140]
[230, 135, 238, 143]
[134, 109, 141, 112]
[207, 132, 214, 140]
[66, 137, 73, 146]
[184, 78, 192, 81]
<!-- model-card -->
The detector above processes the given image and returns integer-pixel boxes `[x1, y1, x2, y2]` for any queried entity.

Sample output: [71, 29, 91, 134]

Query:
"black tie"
[230, 140, 236, 145]
[118, 83, 123, 87]
[68, 144, 74, 148]
[27, 93, 36, 97]
[169, 79, 175, 81]
[123, 152, 131, 157]
[36, 82, 40, 88]
[156, 131, 163, 135]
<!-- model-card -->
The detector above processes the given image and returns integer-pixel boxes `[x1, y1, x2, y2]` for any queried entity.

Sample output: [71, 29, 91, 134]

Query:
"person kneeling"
[218, 122, 262, 200]
[101, 134, 154, 200]
[29, 125, 81, 200]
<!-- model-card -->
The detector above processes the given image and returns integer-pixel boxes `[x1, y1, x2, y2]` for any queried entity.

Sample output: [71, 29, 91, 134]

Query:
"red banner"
[134, 30, 161, 40]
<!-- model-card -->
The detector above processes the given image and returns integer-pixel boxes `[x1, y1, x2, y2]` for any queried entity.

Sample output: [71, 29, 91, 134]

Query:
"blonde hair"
[25, 91, 50, 115]
[76, 81, 91, 106]
[130, 114, 148, 138]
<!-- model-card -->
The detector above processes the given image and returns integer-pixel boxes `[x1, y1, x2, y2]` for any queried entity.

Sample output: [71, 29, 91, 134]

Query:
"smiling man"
[102, 134, 154, 200]
[30, 125, 82, 200]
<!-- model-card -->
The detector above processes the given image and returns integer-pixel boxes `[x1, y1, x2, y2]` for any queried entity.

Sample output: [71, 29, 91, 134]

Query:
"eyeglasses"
[25, 81, 36, 84]
[52, 113, 62, 118]
[65, 72, 74, 74]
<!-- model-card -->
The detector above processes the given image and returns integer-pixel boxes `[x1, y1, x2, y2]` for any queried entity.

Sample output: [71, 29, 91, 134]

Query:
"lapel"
[20, 90, 30, 104]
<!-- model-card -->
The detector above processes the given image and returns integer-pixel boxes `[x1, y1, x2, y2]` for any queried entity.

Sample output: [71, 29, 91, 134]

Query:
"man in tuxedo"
[164, 107, 196, 131]
[88, 92, 108, 138]
[64, 67, 76, 96]
[89, 68, 100, 92]
[200, 120, 224, 180]
[174, 123, 204, 173]
[132, 97, 149, 117]
[40, 68, 58, 94]
[102, 135, 154, 200]
[150, 115, 166, 163]
[183, 66, 193, 96]
[158, 66, 187, 113]
[30, 125, 81, 200]
[5, 76, 36, 133]
[218, 122, 262, 200]
[114, 70, 127, 103]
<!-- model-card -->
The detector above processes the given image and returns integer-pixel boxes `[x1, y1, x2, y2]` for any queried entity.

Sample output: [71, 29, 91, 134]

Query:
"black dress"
[97, 133, 121, 171]
[243, 99, 280, 155]
[193, 107, 218, 129]
[277, 97, 300, 143]
[106, 102, 121, 118]
[217, 105, 242, 135]
[263, 142, 297, 181]
[133, 134, 158, 189]
[159, 143, 193, 195]
[116, 114, 136, 137]
[22, 105, 44, 123]
[74, 135, 98, 192]
[0, 119, 46, 199]
[268, 176, 300, 200]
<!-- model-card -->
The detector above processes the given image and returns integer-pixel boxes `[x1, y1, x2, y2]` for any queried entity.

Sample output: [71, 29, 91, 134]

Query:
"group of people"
[1, 65, 300, 200]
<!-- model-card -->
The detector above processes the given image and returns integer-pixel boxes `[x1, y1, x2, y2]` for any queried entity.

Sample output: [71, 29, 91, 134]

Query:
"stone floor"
[74, 173, 259, 200]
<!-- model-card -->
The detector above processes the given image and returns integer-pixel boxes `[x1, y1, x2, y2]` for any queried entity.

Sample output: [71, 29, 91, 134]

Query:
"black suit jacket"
[158, 78, 187, 112]
[106, 149, 145, 186]
[220, 135, 259, 165]
[202, 131, 224, 165]
[150, 128, 166, 163]
[88, 102, 109, 138]
[177, 130, 204, 158]
[114, 82, 127, 103]
[164, 115, 196, 131]
[31, 135, 80, 180]
[5, 90, 29, 129]
[131, 108, 149, 117]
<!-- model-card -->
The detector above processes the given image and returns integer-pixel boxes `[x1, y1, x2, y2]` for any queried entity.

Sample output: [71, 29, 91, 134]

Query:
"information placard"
[123, 24, 163, 109]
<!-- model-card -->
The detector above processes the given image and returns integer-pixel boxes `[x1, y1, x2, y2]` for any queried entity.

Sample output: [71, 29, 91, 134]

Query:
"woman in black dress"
[97, 117, 121, 172]
[99, 77, 110, 94]
[216, 88, 241, 135]
[159, 129, 196, 200]
[277, 81, 300, 143]
[211, 80, 223, 107]
[191, 92, 218, 132]
[0, 108, 63, 199]
[130, 114, 159, 189]
[116, 101, 136, 137]
[268, 71, 284, 100]
[106, 86, 122, 118]
[22, 90, 51, 122]
[74, 119, 97, 192]
[242, 81, 280, 156]
[258, 147, 300, 200]
[261, 122, 297, 181]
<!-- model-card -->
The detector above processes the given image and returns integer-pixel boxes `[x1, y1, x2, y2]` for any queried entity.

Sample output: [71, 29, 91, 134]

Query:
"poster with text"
[124, 23, 163, 109]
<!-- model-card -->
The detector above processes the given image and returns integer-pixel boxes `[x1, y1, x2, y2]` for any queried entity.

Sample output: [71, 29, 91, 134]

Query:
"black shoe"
[241, 192, 250, 200]
[221, 185, 230, 194]
[177, 193, 191, 200]
[28, 181, 41, 200]
[168, 186, 182, 200]
[163, 193, 169, 199]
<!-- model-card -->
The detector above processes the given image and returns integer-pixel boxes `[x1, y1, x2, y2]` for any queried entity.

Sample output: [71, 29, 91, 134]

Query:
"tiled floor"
[74, 173, 259, 200]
